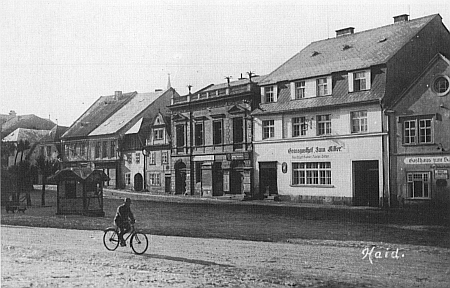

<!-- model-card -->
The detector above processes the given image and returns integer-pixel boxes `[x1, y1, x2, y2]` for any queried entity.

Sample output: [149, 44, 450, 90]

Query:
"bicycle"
[103, 224, 149, 255]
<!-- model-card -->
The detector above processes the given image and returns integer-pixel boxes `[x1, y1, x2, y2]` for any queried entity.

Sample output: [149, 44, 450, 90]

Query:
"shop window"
[407, 172, 430, 198]
[292, 162, 331, 185]
[402, 117, 433, 145]
[262, 120, 275, 139]
[149, 173, 161, 186]
[317, 114, 331, 136]
[351, 111, 367, 133]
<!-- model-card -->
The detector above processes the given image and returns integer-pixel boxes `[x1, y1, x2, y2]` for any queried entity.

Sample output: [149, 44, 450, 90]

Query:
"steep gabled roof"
[2, 128, 51, 143]
[261, 14, 439, 85]
[61, 92, 136, 139]
[88, 89, 173, 136]
[1, 114, 55, 138]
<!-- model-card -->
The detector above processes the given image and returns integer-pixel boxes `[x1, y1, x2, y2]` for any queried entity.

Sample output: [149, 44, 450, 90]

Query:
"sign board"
[193, 155, 214, 162]
[435, 169, 448, 179]
[404, 156, 450, 165]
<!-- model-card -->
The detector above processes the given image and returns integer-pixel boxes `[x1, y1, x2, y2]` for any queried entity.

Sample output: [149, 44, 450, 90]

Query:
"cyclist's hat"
[124, 197, 132, 203]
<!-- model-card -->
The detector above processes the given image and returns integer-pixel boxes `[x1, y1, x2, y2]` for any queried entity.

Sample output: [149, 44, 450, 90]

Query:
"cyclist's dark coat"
[114, 204, 135, 226]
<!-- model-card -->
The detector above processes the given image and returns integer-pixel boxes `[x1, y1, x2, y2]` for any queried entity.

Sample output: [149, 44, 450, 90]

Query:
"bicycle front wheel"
[130, 232, 148, 255]
[103, 228, 119, 251]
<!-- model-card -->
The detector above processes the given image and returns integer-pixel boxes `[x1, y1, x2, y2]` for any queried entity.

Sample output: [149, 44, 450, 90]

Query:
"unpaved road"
[2, 225, 450, 287]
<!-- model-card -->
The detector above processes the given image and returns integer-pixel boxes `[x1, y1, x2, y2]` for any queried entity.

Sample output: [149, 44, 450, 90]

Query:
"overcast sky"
[1, 0, 449, 126]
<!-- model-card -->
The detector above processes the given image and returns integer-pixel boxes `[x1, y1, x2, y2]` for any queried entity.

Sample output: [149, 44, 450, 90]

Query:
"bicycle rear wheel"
[103, 228, 119, 251]
[130, 232, 148, 255]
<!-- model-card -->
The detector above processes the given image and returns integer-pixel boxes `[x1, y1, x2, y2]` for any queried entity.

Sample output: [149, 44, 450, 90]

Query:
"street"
[2, 225, 450, 287]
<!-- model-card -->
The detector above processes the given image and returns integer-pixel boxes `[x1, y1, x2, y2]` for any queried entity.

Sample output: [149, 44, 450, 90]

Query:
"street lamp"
[141, 148, 149, 191]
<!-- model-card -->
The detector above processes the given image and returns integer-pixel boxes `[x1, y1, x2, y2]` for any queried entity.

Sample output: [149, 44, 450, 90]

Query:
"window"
[161, 151, 168, 164]
[46, 146, 52, 157]
[135, 152, 140, 164]
[317, 115, 331, 136]
[407, 172, 430, 198]
[433, 76, 450, 96]
[95, 142, 100, 158]
[351, 111, 367, 133]
[262, 120, 275, 139]
[265, 86, 274, 103]
[110, 141, 115, 158]
[102, 141, 107, 158]
[295, 81, 305, 99]
[125, 173, 131, 185]
[149, 173, 161, 186]
[292, 117, 307, 137]
[176, 124, 185, 147]
[154, 129, 164, 140]
[293, 162, 331, 185]
[195, 122, 204, 146]
[403, 117, 433, 145]
[127, 153, 132, 164]
[233, 118, 244, 144]
[40, 146, 45, 156]
[317, 78, 328, 96]
[80, 142, 85, 157]
[353, 71, 368, 91]
[213, 120, 223, 145]
[149, 152, 156, 165]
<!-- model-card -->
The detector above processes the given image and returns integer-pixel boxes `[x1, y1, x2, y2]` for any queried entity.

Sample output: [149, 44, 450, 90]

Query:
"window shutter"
[290, 82, 296, 99]
[260, 87, 265, 103]
[327, 76, 332, 95]
[273, 85, 278, 102]
[366, 69, 371, 90]
[348, 72, 354, 93]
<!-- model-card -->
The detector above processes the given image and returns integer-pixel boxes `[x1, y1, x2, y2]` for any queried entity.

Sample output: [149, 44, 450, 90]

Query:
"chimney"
[336, 27, 355, 37]
[394, 14, 409, 23]
[9, 110, 16, 117]
[114, 91, 122, 100]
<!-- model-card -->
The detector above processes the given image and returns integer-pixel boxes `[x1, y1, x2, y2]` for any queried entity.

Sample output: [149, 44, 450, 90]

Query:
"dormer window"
[154, 128, 164, 140]
[349, 69, 371, 92]
[261, 85, 278, 103]
[295, 81, 305, 99]
[316, 78, 329, 96]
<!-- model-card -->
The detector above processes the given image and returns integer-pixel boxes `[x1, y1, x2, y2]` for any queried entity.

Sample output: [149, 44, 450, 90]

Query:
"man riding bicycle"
[114, 198, 135, 246]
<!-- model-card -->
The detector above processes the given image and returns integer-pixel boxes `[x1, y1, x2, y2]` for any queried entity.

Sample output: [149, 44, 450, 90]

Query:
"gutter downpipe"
[380, 100, 391, 209]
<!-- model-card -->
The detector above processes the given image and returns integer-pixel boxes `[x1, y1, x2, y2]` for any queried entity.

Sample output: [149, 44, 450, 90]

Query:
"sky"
[1, 0, 449, 127]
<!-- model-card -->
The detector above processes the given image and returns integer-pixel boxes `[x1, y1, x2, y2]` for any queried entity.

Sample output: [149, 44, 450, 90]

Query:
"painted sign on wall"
[404, 156, 450, 164]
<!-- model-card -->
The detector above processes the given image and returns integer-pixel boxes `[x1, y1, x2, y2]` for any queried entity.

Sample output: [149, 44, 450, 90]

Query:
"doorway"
[259, 162, 278, 196]
[174, 161, 186, 195]
[134, 173, 143, 191]
[353, 160, 379, 207]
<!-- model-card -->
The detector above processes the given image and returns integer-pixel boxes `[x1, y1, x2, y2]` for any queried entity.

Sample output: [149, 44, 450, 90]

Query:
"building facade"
[389, 54, 450, 208]
[61, 89, 177, 189]
[168, 76, 262, 197]
[142, 112, 172, 193]
[252, 14, 450, 206]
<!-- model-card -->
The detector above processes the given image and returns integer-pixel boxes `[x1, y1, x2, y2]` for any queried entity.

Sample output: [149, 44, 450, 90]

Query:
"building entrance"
[353, 160, 379, 207]
[259, 162, 278, 196]
[174, 161, 186, 195]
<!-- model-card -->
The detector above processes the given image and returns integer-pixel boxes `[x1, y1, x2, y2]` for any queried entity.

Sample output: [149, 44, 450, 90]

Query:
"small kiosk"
[48, 168, 109, 216]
